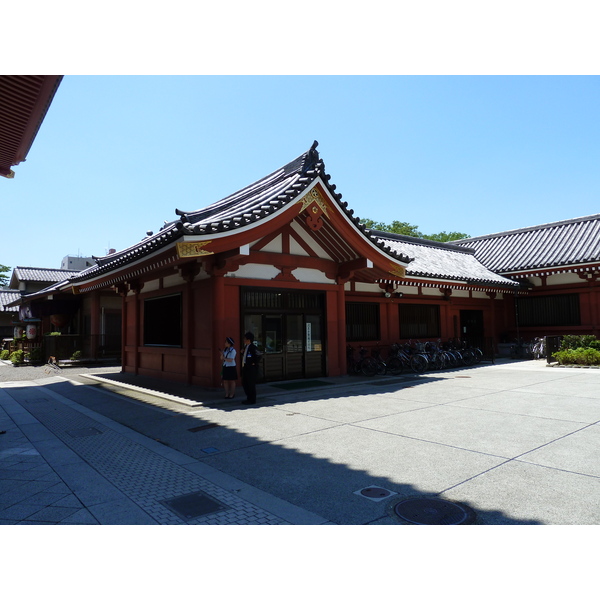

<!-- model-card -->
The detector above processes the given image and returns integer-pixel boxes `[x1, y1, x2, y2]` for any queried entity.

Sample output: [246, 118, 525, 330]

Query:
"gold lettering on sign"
[176, 241, 214, 258]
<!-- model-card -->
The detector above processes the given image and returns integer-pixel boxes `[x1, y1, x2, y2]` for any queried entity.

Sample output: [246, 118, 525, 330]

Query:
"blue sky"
[2, 2, 598, 274]
[3, 74, 598, 272]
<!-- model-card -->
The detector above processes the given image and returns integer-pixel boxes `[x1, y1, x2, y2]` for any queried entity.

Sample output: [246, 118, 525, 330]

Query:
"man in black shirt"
[241, 331, 260, 405]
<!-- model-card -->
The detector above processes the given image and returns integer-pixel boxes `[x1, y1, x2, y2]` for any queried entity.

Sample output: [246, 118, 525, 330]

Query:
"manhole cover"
[67, 427, 103, 438]
[161, 491, 229, 521]
[354, 486, 397, 502]
[361, 487, 391, 499]
[393, 497, 476, 525]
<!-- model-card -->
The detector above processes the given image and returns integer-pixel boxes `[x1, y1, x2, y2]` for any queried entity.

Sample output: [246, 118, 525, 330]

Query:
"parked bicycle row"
[510, 337, 546, 360]
[347, 339, 484, 377]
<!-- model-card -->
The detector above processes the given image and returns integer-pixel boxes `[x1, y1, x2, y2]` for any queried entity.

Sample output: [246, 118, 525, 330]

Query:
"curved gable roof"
[453, 214, 600, 274]
[72, 142, 412, 284]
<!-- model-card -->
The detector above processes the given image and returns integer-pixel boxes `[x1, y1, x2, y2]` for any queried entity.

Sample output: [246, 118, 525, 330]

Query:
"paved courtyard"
[1, 358, 599, 525]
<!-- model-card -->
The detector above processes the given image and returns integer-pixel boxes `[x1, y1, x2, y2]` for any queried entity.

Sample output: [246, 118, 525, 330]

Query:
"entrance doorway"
[460, 310, 484, 346]
[242, 289, 326, 382]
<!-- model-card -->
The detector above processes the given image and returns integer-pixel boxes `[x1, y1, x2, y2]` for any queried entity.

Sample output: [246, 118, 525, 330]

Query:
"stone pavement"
[0, 371, 326, 525]
[1, 358, 600, 525]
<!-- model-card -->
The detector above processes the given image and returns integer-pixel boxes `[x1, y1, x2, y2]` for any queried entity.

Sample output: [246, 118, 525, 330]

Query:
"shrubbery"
[10, 349, 24, 365]
[553, 335, 600, 366]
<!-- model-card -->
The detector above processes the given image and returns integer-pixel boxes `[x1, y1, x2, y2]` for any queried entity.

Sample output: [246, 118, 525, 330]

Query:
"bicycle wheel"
[410, 354, 428, 373]
[360, 356, 378, 377]
[472, 348, 483, 363]
[387, 356, 403, 376]
[376, 360, 387, 375]
[461, 349, 476, 366]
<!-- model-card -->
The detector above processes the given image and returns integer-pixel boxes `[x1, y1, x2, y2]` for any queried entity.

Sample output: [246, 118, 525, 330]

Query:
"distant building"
[61, 256, 97, 271]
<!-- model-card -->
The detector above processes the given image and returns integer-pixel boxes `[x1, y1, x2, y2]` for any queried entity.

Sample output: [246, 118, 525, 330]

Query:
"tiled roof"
[12, 267, 80, 284]
[0, 290, 21, 312]
[0, 76, 63, 178]
[373, 232, 519, 288]
[452, 214, 600, 274]
[72, 141, 412, 283]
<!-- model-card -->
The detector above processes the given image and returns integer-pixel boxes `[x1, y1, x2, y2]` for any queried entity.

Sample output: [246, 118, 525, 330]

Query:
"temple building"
[11, 142, 600, 387]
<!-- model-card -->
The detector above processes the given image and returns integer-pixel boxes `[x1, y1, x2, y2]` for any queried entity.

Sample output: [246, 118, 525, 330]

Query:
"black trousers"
[242, 365, 258, 403]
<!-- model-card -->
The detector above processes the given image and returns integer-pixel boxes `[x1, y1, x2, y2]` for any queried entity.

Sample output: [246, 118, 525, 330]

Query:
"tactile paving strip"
[14, 394, 286, 525]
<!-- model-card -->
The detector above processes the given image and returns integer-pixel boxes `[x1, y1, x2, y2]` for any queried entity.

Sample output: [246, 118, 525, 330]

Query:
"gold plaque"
[388, 265, 406, 278]
[297, 187, 329, 217]
[177, 241, 214, 258]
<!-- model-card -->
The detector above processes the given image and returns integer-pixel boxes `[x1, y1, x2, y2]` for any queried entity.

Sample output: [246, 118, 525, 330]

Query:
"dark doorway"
[241, 288, 326, 382]
[460, 310, 484, 346]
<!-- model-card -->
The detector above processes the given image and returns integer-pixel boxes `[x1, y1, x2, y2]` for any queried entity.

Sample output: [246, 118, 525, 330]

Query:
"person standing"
[220, 337, 237, 399]
[241, 331, 260, 405]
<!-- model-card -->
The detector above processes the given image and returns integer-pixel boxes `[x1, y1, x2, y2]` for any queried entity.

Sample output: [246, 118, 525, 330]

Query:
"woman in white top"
[220, 337, 238, 399]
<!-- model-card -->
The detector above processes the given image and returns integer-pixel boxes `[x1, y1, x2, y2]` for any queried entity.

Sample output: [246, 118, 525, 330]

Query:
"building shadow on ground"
[3, 372, 544, 525]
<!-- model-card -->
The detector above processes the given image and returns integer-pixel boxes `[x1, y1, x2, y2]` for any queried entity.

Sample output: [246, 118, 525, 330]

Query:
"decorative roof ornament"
[301, 140, 320, 175]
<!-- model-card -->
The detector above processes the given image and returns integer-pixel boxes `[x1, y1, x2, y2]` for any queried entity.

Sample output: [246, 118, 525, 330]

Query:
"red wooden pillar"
[89, 291, 101, 359]
[337, 282, 346, 376]
[212, 275, 226, 387]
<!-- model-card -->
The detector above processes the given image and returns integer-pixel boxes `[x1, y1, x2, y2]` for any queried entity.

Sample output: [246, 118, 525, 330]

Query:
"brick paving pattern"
[1, 386, 286, 525]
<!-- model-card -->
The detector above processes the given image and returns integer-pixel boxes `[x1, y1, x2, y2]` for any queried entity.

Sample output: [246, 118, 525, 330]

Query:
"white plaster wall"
[355, 282, 381, 293]
[292, 268, 335, 284]
[257, 235, 282, 253]
[290, 221, 330, 259]
[400, 286, 419, 295]
[142, 280, 161, 293]
[452, 289, 470, 298]
[422, 287, 443, 296]
[162, 274, 184, 289]
[226, 264, 281, 280]
[547, 272, 584, 286]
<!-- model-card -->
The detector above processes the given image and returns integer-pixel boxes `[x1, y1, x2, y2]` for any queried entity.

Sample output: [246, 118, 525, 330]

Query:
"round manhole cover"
[393, 498, 476, 525]
[360, 487, 391, 499]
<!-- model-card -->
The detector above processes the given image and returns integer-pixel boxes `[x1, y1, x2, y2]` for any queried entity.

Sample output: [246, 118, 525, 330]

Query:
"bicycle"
[390, 342, 428, 374]
[531, 337, 545, 360]
[43, 356, 61, 374]
[347, 345, 378, 377]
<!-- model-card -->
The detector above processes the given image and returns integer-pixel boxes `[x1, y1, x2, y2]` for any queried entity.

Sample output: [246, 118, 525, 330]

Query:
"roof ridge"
[15, 266, 81, 273]
[371, 230, 476, 254]
[455, 213, 600, 243]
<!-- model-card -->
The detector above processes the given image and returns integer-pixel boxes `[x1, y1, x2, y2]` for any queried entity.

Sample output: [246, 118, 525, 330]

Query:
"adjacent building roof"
[373, 231, 519, 288]
[0, 290, 21, 313]
[0, 75, 63, 178]
[10, 267, 81, 288]
[452, 214, 600, 275]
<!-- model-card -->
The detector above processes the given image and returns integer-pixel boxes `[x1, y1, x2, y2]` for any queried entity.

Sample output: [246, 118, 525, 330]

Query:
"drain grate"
[392, 497, 476, 525]
[66, 427, 103, 438]
[354, 486, 397, 502]
[161, 491, 229, 521]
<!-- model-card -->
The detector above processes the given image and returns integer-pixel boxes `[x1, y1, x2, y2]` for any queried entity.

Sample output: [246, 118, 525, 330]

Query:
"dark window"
[241, 289, 324, 311]
[346, 302, 380, 341]
[516, 294, 580, 327]
[144, 294, 182, 347]
[399, 304, 440, 339]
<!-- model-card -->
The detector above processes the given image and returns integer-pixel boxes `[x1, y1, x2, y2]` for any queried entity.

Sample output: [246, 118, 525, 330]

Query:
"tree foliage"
[360, 219, 468, 242]
[0, 264, 10, 287]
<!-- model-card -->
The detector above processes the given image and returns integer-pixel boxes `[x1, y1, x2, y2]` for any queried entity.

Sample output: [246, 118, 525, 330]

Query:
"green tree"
[360, 219, 422, 237]
[360, 220, 467, 242]
[0, 264, 10, 287]
[422, 231, 469, 242]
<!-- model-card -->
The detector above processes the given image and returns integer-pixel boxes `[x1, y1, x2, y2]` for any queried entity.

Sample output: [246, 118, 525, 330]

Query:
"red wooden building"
[62, 142, 521, 386]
